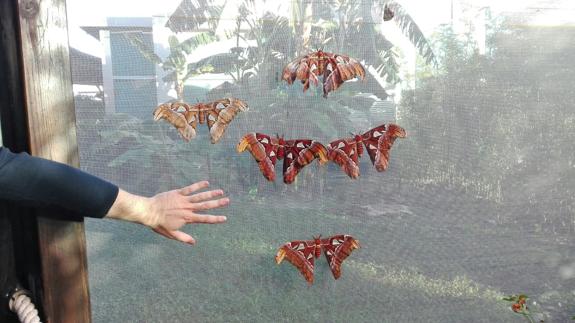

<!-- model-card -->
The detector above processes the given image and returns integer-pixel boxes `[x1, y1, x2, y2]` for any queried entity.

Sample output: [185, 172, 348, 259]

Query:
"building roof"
[70, 47, 103, 86]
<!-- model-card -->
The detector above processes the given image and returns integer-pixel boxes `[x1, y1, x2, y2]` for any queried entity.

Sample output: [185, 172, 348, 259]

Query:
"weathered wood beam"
[16, 0, 91, 322]
[0, 1, 43, 322]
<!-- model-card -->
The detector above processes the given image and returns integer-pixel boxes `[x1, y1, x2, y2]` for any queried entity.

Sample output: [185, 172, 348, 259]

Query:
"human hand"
[146, 181, 228, 244]
[106, 181, 229, 245]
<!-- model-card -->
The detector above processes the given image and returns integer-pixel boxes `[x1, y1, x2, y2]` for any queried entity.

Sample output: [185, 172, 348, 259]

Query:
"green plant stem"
[522, 312, 535, 323]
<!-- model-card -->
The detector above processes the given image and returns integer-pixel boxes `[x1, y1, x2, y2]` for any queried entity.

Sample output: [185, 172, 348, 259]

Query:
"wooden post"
[16, 0, 91, 322]
[0, 1, 43, 322]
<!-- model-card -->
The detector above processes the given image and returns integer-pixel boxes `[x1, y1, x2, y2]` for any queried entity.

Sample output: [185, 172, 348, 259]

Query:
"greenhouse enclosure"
[1, 0, 575, 322]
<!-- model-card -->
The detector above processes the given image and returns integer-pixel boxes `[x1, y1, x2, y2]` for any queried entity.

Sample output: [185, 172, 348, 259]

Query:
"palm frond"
[123, 32, 162, 65]
[377, 48, 401, 84]
[179, 32, 218, 54]
[186, 53, 243, 77]
[384, 1, 438, 66]
[165, 0, 224, 33]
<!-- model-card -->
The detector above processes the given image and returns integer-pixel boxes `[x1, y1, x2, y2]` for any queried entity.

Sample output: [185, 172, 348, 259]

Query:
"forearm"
[0, 147, 119, 218]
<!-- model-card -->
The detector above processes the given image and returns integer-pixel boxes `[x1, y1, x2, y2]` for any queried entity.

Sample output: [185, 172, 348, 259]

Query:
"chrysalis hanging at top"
[383, 4, 394, 21]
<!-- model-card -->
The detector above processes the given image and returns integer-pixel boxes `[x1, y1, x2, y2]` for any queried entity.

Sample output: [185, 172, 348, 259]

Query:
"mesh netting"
[68, 0, 575, 322]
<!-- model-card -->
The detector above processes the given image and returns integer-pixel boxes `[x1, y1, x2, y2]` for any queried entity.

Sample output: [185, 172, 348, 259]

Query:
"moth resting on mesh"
[327, 123, 406, 178]
[236, 133, 328, 184]
[153, 98, 248, 144]
[282, 50, 366, 97]
[275, 235, 360, 285]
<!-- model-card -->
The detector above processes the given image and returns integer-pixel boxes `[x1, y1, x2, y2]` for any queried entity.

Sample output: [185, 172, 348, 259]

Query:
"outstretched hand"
[147, 181, 228, 244]
[105, 181, 229, 245]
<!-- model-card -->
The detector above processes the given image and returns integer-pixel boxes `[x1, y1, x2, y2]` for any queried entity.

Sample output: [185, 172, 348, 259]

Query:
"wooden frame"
[0, 1, 40, 322]
[16, 0, 92, 322]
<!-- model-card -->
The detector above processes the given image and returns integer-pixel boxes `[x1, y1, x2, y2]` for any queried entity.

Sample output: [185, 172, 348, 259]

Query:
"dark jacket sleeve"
[0, 146, 119, 218]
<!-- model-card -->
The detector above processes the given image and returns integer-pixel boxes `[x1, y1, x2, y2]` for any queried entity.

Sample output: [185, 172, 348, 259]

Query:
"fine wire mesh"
[69, 1, 575, 322]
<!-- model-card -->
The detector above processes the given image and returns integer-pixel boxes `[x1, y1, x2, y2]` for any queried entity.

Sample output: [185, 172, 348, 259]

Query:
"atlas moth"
[236, 133, 328, 184]
[238, 123, 406, 182]
[275, 235, 360, 285]
[327, 123, 406, 178]
[281, 50, 366, 97]
[153, 97, 248, 144]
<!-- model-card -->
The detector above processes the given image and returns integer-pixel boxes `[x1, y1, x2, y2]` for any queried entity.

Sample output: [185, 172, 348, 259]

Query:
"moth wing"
[362, 124, 405, 172]
[283, 140, 327, 184]
[208, 98, 248, 144]
[237, 133, 279, 181]
[322, 235, 360, 280]
[327, 138, 361, 178]
[276, 240, 316, 285]
[153, 102, 197, 141]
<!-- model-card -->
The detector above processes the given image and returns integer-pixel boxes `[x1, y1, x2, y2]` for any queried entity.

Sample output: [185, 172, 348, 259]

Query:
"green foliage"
[377, 48, 401, 84]
[188, 53, 241, 75]
[393, 19, 575, 252]
[502, 294, 540, 323]
[165, 0, 224, 32]
[502, 294, 528, 302]
[122, 32, 163, 65]
[247, 187, 258, 200]
[387, 0, 437, 66]
[163, 33, 218, 75]
[192, 0, 436, 102]
[179, 32, 219, 55]
[125, 31, 218, 100]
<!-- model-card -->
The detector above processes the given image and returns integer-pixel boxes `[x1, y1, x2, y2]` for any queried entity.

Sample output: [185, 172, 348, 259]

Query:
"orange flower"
[512, 303, 522, 313]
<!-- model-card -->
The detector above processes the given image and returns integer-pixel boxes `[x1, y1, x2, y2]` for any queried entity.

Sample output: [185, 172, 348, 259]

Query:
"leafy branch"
[381, 0, 438, 66]
[502, 294, 542, 323]
[125, 32, 218, 100]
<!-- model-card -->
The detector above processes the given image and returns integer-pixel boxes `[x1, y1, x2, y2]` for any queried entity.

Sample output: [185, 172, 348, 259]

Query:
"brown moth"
[153, 98, 248, 144]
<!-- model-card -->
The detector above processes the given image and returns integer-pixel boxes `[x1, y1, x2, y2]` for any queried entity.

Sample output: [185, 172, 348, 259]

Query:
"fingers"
[170, 230, 196, 245]
[187, 214, 227, 224]
[192, 197, 230, 211]
[188, 189, 224, 203]
[179, 181, 209, 195]
[153, 227, 196, 245]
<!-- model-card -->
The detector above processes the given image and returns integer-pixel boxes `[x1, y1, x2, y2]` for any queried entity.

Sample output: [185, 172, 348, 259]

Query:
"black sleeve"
[0, 146, 119, 218]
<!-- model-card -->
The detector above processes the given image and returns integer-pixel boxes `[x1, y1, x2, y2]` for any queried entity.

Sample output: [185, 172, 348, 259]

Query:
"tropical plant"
[125, 32, 218, 101]
[112, 0, 440, 192]
[165, 0, 223, 33]
[502, 294, 545, 323]
[174, 0, 436, 98]
[293, 0, 437, 93]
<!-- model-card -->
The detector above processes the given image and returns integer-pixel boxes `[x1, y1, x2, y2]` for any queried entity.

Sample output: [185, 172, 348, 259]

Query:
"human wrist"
[105, 189, 152, 226]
